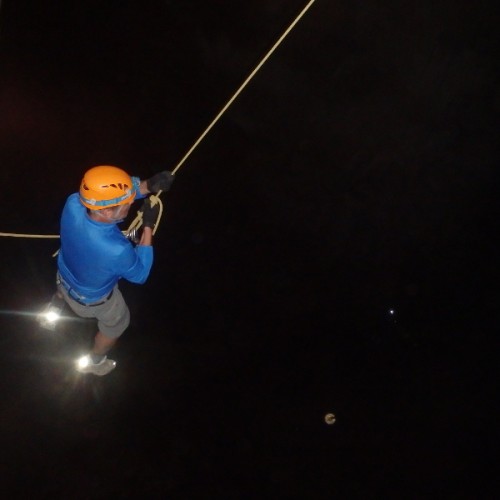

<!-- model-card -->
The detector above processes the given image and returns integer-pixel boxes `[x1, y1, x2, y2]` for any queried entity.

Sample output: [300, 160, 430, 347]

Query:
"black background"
[0, 1, 498, 497]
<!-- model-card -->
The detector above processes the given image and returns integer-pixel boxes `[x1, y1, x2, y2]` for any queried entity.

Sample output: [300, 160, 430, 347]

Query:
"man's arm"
[139, 226, 152, 246]
[121, 211, 154, 285]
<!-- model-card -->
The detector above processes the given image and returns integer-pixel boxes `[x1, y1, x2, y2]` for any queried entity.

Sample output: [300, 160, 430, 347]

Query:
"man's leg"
[89, 331, 117, 365]
[79, 287, 129, 375]
[94, 287, 130, 354]
[92, 331, 117, 357]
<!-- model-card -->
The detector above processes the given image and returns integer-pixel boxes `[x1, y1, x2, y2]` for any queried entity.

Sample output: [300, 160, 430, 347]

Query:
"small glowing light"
[324, 413, 336, 425]
[45, 311, 60, 323]
[389, 309, 395, 315]
[77, 355, 90, 369]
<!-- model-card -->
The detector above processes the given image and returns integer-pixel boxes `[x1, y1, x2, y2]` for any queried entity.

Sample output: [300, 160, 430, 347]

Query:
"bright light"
[45, 311, 60, 323]
[37, 295, 65, 331]
[389, 309, 395, 315]
[37, 304, 64, 331]
[77, 355, 90, 369]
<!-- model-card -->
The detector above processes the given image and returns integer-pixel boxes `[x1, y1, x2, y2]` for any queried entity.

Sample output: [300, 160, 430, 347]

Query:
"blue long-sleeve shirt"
[57, 193, 153, 303]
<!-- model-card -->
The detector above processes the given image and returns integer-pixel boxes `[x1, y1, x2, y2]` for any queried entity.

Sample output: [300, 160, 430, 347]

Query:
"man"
[56, 165, 174, 376]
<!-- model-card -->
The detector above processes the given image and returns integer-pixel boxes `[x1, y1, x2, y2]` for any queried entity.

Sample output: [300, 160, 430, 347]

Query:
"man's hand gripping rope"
[126, 190, 163, 242]
[125, 170, 174, 241]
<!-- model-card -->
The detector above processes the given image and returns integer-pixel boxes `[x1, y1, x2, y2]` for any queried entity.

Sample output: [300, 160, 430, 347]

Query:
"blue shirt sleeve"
[116, 243, 154, 284]
[132, 177, 147, 200]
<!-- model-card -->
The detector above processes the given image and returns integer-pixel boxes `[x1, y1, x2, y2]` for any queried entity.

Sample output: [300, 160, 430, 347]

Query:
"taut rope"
[1, 0, 316, 240]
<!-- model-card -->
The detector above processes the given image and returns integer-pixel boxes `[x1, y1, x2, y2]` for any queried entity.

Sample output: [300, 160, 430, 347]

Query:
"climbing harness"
[1, 0, 316, 241]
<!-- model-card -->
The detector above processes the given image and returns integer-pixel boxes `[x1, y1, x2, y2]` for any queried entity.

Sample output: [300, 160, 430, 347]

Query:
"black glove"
[146, 171, 175, 193]
[140, 198, 161, 229]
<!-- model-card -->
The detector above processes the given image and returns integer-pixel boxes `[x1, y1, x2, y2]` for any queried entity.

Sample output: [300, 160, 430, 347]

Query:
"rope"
[1, 0, 316, 240]
[124, 190, 163, 237]
[170, 0, 317, 176]
[0, 232, 60, 238]
[0, 192, 164, 242]
[124, 0, 316, 235]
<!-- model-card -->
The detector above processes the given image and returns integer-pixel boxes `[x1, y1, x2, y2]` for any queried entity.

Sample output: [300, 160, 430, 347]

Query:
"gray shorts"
[57, 280, 130, 339]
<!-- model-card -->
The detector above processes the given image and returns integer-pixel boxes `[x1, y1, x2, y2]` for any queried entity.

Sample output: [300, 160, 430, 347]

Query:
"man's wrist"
[139, 226, 153, 246]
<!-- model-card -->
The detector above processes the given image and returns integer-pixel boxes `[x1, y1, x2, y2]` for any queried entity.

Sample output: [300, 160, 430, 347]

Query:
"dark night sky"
[0, 1, 498, 497]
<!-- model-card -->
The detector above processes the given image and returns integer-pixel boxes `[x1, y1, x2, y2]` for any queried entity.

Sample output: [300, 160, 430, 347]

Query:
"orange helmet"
[79, 165, 136, 210]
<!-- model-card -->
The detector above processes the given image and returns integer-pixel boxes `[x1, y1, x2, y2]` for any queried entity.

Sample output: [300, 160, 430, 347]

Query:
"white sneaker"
[75, 355, 116, 376]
